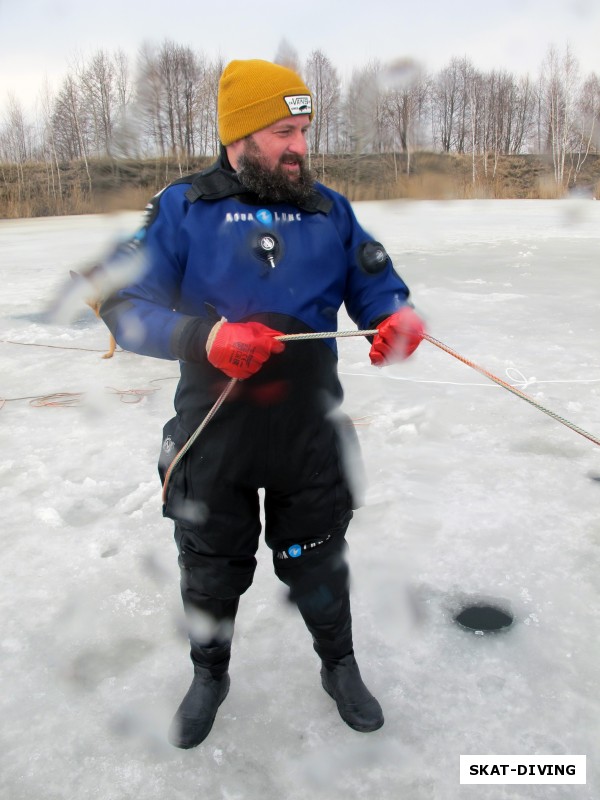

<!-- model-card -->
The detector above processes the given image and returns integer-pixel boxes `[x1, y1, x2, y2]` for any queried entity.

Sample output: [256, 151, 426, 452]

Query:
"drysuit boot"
[168, 648, 231, 749]
[321, 652, 384, 732]
[169, 621, 233, 750]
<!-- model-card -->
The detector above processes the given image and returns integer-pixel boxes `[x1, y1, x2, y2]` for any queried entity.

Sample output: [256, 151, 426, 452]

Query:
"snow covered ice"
[1, 199, 599, 799]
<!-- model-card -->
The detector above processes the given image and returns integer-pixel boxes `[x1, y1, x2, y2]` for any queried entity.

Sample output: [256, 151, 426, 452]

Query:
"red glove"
[206, 320, 285, 379]
[369, 307, 426, 366]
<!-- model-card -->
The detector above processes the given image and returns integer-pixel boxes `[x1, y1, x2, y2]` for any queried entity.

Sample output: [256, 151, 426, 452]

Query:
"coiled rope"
[161, 328, 600, 504]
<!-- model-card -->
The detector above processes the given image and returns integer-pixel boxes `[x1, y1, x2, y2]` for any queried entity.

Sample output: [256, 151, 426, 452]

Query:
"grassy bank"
[1, 152, 599, 219]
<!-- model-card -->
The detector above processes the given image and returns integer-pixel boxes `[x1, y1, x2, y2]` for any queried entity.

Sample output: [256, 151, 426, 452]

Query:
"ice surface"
[1, 200, 598, 799]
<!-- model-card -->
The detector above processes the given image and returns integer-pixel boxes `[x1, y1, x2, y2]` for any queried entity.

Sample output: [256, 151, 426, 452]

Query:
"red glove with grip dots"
[369, 306, 426, 366]
[206, 320, 285, 380]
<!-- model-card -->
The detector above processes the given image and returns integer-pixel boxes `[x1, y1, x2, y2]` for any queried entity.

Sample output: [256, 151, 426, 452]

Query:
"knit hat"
[218, 59, 313, 145]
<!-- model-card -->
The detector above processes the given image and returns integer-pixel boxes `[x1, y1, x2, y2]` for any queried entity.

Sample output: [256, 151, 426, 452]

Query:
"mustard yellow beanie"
[218, 59, 313, 145]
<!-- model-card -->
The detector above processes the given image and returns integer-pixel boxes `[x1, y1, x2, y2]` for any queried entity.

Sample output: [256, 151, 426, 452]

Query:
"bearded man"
[100, 59, 425, 749]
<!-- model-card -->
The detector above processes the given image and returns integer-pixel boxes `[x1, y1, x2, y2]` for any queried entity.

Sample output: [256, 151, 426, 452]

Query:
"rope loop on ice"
[422, 333, 600, 448]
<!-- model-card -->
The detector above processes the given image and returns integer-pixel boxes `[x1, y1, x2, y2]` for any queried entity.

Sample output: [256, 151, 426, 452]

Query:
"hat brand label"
[284, 95, 312, 115]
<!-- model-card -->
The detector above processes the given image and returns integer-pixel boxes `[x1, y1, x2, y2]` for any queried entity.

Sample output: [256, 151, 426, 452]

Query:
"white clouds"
[1, 0, 598, 113]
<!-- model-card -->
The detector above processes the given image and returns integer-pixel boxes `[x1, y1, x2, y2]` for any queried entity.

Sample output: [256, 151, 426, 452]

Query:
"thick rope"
[284, 331, 600, 446]
[160, 327, 600, 505]
[422, 333, 600, 447]
[161, 332, 375, 502]
[161, 377, 238, 503]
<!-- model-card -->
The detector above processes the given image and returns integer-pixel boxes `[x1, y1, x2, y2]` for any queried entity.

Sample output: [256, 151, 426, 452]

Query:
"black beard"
[236, 139, 315, 205]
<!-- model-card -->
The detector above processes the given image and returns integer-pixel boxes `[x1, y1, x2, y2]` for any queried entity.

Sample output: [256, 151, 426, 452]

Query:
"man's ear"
[225, 139, 245, 171]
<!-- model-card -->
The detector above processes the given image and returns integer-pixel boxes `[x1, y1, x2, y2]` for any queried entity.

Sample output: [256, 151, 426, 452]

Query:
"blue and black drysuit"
[101, 151, 412, 673]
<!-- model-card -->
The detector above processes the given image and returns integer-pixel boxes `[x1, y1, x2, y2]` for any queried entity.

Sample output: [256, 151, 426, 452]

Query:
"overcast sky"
[1, 0, 599, 114]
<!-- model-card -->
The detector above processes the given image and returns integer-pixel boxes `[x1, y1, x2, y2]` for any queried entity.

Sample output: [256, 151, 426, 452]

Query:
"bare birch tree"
[510, 75, 535, 154]
[432, 58, 461, 151]
[38, 79, 63, 206]
[305, 50, 341, 155]
[0, 94, 34, 202]
[381, 59, 429, 175]
[1, 93, 32, 164]
[274, 39, 301, 73]
[202, 56, 224, 154]
[78, 50, 116, 156]
[136, 40, 204, 164]
[137, 42, 169, 156]
[570, 72, 600, 185]
[51, 75, 93, 192]
[540, 45, 580, 185]
[343, 61, 388, 153]
[110, 49, 139, 157]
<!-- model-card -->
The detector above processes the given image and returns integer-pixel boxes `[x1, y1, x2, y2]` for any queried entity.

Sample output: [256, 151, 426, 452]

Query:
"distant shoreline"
[1, 152, 598, 219]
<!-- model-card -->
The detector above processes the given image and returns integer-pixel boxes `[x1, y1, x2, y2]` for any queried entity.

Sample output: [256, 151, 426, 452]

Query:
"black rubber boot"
[321, 653, 384, 732]
[169, 581, 238, 749]
[168, 666, 230, 749]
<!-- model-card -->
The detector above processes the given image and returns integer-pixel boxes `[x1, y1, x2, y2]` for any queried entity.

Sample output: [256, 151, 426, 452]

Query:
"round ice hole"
[454, 604, 513, 633]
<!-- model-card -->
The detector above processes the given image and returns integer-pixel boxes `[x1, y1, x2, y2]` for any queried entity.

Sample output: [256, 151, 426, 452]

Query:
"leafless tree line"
[1, 41, 599, 191]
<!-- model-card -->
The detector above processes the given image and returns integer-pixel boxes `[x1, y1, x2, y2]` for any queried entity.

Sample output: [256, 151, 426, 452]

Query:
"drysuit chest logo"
[256, 209, 272, 225]
[224, 209, 302, 223]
